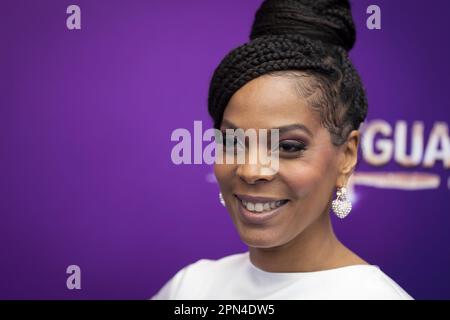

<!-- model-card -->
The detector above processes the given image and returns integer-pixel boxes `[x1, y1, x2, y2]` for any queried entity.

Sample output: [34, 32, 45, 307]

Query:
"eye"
[221, 134, 237, 148]
[219, 132, 245, 152]
[278, 140, 307, 153]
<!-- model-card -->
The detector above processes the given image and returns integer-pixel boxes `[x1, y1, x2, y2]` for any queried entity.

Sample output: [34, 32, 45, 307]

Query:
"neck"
[248, 210, 362, 273]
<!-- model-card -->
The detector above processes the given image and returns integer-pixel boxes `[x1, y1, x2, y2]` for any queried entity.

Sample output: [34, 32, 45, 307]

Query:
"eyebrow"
[220, 119, 313, 137]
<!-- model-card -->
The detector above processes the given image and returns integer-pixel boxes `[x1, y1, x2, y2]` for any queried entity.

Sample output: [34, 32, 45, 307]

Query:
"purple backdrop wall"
[1, 0, 449, 299]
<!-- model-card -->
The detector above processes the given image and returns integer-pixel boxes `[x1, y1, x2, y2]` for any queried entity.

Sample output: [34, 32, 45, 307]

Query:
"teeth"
[240, 198, 287, 213]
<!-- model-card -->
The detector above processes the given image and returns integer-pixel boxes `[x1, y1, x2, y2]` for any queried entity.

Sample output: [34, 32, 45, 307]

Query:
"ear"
[336, 130, 360, 187]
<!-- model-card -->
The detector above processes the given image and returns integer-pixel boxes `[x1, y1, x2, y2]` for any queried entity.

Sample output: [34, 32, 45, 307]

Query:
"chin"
[241, 237, 281, 249]
[235, 223, 288, 249]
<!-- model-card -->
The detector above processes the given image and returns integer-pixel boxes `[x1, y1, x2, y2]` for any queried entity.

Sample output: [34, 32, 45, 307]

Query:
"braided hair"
[208, 0, 368, 146]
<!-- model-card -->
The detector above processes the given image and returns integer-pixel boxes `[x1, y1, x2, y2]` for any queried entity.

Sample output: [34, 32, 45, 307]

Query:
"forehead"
[222, 74, 321, 131]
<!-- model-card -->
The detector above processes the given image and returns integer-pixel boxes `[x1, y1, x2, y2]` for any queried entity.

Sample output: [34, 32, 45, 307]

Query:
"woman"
[153, 0, 413, 299]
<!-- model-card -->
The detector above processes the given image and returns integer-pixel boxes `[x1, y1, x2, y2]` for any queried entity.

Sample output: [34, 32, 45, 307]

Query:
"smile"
[238, 197, 288, 213]
[234, 194, 289, 224]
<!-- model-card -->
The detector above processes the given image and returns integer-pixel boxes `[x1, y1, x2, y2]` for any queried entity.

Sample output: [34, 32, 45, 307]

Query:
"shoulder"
[151, 254, 413, 300]
[151, 252, 248, 300]
[323, 265, 413, 300]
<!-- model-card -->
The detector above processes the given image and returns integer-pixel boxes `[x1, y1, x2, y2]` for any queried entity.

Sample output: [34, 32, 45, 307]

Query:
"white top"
[151, 251, 413, 300]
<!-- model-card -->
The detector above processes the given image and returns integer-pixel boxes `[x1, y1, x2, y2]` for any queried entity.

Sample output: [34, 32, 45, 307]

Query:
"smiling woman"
[152, 0, 413, 300]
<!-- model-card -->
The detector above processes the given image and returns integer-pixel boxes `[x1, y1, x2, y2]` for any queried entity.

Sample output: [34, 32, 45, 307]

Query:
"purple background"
[1, 0, 449, 299]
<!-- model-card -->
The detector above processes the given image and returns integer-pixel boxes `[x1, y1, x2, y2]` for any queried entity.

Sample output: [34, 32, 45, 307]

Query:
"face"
[214, 74, 348, 249]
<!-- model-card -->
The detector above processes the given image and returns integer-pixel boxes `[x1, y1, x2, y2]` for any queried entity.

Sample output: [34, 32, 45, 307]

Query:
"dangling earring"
[219, 192, 226, 207]
[331, 186, 352, 219]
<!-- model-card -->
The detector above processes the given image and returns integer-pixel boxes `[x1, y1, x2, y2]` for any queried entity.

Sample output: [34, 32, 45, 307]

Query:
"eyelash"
[219, 134, 307, 156]
[277, 140, 307, 154]
[221, 134, 241, 148]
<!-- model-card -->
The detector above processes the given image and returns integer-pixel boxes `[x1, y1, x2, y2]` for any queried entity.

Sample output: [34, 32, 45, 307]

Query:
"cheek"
[280, 157, 337, 200]
[281, 163, 321, 198]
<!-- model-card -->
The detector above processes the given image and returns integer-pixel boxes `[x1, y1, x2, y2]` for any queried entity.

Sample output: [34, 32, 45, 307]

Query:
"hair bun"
[250, 0, 356, 51]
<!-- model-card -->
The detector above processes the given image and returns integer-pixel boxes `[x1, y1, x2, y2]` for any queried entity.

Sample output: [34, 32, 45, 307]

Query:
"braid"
[250, 0, 355, 50]
[208, 0, 368, 146]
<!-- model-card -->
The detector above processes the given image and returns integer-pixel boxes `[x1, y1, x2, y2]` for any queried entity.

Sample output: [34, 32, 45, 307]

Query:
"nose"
[236, 163, 276, 184]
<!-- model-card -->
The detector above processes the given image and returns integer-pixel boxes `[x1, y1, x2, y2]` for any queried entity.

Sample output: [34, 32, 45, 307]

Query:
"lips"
[234, 194, 289, 224]
[235, 194, 288, 213]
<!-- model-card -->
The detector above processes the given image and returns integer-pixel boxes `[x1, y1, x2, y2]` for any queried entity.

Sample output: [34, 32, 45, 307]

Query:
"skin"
[214, 74, 368, 273]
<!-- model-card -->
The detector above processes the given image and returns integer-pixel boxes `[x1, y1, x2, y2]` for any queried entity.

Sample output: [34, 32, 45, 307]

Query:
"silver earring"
[219, 192, 226, 207]
[332, 186, 352, 219]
